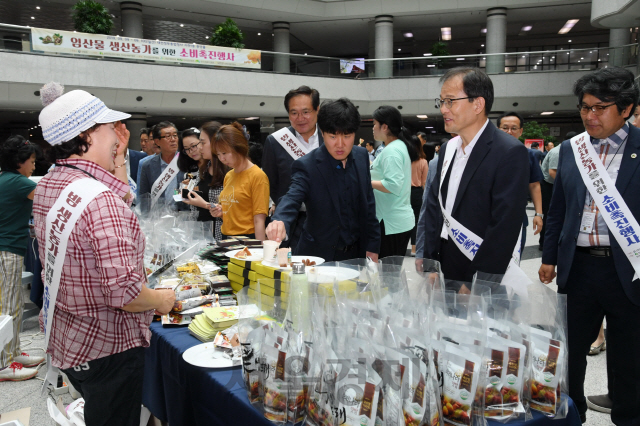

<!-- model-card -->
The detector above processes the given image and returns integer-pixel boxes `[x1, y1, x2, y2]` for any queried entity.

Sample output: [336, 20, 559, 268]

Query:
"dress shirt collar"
[294, 124, 319, 146]
[329, 151, 354, 169]
[591, 123, 628, 149]
[457, 119, 489, 158]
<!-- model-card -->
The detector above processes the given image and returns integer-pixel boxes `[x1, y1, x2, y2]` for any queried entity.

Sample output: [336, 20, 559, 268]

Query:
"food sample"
[235, 246, 252, 259]
[177, 262, 201, 276]
[441, 345, 480, 426]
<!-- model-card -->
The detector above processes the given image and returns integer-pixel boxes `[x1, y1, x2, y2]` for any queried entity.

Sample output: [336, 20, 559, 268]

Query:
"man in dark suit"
[422, 67, 529, 286]
[540, 67, 640, 425]
[128, 148, 146, 185]
[265, 98, 380, 262]
[262, 86, 324, 251]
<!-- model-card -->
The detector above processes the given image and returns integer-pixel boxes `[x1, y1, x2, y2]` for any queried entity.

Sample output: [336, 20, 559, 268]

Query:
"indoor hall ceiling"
[1, 0, 605, 57]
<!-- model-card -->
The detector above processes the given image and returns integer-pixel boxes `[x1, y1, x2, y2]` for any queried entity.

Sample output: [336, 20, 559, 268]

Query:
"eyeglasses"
[500, 126, 521, 133]
[578, 103, 616, 116]
[289, 110, 314, 119]
[160, 134, 179, 140]
[435, 97, 474, 109]
[184, 141, 201, 153]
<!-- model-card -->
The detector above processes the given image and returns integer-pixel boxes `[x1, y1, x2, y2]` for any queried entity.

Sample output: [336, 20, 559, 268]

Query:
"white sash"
[41, 178, 110, 393]
[439, 137, 523, 268]
[569, 131, 640, 281]
[272, 127, 311, 160]
[128, 175, 137, 200]
[150, 153, 179, 207]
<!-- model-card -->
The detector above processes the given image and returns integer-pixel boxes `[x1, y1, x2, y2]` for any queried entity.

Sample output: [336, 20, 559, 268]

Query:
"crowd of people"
[0, 65, 639, 425]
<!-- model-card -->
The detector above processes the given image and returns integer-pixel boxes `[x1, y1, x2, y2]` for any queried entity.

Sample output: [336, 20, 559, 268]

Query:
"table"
[142, 323, 583, 426]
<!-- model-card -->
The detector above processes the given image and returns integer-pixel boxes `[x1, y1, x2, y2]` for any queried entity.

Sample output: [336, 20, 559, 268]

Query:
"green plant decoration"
[72, 0, 113, 35]
[210, 18, 245, 49]
[430, 41, 450, 57]
[520, 121, 557, 144]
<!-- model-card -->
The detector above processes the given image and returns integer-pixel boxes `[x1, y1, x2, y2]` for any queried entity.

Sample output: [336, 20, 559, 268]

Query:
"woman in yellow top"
[209, 123, 269, 240]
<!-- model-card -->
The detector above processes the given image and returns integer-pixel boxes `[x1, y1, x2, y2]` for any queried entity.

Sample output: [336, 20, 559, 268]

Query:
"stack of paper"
[188, 304, 260, 342]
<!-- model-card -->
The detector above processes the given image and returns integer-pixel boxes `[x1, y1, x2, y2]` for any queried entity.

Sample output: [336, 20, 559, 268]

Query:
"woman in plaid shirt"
[33, 83, 175, 426]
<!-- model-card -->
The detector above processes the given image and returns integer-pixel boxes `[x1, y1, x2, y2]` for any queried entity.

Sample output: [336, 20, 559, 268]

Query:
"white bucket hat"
[38, 82, 131, 146]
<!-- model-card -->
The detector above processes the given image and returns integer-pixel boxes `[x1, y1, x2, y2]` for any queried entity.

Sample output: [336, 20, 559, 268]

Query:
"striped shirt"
[33, 159, 153, 369]
[577, 124, 628, 247]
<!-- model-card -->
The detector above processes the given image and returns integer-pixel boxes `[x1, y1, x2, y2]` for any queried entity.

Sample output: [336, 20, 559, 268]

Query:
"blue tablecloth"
[142, 322, 583, 426]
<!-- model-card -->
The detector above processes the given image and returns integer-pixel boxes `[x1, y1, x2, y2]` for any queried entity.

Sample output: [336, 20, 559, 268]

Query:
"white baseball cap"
[38, 82, 131, 146]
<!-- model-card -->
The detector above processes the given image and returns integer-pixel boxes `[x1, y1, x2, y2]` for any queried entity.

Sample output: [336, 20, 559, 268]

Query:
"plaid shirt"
[33, 159, 152, 369]
[577, 124, 628, 247]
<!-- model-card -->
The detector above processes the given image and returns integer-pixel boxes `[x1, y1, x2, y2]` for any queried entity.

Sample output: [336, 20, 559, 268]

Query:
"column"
[486, 7, 507, 74]
[368, 20, 376, 63]
[125, 113, 147, 151]
[120, 2, 144, 39]
[374, 15, 393, 78]
[273, 22, 290, 74]
[609, 28, 630, 67]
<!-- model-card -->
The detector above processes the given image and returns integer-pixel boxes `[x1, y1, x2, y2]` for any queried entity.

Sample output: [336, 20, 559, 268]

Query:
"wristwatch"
[534, 213, 544, 218]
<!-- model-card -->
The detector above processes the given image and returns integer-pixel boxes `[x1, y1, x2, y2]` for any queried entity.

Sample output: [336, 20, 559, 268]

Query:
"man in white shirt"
[262, 86, 324, 251]
[421, 67, 529, 287]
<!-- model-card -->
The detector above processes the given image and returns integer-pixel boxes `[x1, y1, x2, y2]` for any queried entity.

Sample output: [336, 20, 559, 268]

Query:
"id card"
[580, 211, 596, 233]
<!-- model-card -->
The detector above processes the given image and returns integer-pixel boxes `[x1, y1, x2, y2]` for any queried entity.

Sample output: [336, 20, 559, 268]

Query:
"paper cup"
[263, 240, 280, 262]
[276, 248, 291, 267]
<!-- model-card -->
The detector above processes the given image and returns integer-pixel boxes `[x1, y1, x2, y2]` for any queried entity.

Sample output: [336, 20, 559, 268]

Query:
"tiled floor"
[0, 204, 614, 425]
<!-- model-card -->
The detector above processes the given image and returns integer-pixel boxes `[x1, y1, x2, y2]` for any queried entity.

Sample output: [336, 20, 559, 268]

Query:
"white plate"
[224, 248, 264, 262]
[306, 266, 360, 282]
[261, 256, 325, 270]
[182, 342, 241, 368]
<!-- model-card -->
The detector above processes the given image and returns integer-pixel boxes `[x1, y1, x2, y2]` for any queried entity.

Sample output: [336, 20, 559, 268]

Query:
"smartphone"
[182, 188, 204, 199]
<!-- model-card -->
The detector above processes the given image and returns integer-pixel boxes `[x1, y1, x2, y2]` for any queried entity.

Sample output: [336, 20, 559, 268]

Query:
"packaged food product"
[396, 330, 429, 426]
[172, 295, 215, 313]
[335, 348, 381, 426]
[529, 334, 563, 417]
[262, 344, 288, 423]
[305, 347, 338, 426]
[287, 341, 312, 423]
[175, 288, 202, 301]
[480, 336, 526, 420]
[441, 344, 481, 426]
[241, 324, 265, 404]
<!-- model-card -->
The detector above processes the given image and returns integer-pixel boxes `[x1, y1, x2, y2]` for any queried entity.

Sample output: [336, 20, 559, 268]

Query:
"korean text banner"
[31, 27, 261, 69]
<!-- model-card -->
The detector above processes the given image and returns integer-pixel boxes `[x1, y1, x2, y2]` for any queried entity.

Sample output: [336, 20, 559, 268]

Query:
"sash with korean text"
[569, 131, 640, 281]
[439, 137, 523, 267]
[41, 178, 110, 393]
[150, 153, 179, 207]
[272, 127, 311, 161]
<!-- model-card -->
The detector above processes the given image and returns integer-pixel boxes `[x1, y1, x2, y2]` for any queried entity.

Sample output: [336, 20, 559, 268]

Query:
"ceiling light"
[205, 36, 209, 39]
[424, 127, 434, 129]
[581, 57, 584, 59]
[31, 16, 35, 19]
[441, 27, 451, 41]
[481, 28, 487, 33]
[180, 24, 184, 27]
[258, 32, 261, 36]
[36, 6, 40, 9]
[423, 53, 432, 56]
[456, 58, 465, 61]
[417, 115, 428, 119]
[559, 19, 578, 34]
[540, 112, 554, 115]
[304, 53, 307, 55]
[521, 25, 532, 31]
[398, 48, 401, 51]
[481, 44, 485, 47]
[403, 32, 413, 38]
[427, 64, 435, 67]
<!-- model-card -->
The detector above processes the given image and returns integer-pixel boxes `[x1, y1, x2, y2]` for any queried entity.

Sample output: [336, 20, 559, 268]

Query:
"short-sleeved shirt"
[541, 145, 561, 184]
[370, 139, 414, 235]
[33, 159, 152, 369]
[528, 149, 543, 183]
[0, 171, 36, 256]
[220, 164, 270, 236]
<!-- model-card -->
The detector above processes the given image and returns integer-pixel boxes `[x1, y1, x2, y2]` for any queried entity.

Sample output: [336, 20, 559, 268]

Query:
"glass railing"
[1, 23, 637, 79]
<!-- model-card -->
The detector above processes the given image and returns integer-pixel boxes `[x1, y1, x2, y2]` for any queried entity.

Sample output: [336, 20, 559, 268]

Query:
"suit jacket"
[137, 154, 186, 210]
[263, 126, 324, 206]
[128, 149, 147, 184]
[423, 121, 529, 277]
[272, 145, 380, 260]
[542, 126, 640, 305]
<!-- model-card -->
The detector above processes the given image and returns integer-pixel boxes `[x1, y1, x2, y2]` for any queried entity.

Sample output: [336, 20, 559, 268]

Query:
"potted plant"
[429, 41, 450, 74]
[72, 0, 113, 35]
[210, 18, 245, 49]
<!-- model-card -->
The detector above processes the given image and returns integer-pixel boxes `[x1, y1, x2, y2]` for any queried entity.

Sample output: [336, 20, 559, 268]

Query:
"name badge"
[580, 211, 596, 233]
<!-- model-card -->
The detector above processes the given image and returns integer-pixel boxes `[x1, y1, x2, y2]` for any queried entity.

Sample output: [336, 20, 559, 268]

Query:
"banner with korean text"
[31, 27, 261, 69]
